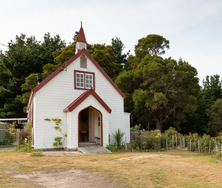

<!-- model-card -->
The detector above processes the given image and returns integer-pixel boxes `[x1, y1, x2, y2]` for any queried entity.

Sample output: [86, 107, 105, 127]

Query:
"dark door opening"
[79, 108, 89, 142]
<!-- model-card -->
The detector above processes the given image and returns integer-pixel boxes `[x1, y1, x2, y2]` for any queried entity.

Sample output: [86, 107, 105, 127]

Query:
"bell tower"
[75, 22, 87, 54]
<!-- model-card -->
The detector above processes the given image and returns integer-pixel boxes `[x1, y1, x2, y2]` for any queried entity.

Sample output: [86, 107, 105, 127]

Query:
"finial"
[81, 21, 82, 28]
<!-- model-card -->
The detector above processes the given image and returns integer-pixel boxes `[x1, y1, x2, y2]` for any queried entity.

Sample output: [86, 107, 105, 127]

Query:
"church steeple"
[75, 22, 87, 54]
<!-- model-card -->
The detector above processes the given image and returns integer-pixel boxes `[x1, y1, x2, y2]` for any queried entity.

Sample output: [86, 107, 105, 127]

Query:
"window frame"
[74, 70, 95, 90]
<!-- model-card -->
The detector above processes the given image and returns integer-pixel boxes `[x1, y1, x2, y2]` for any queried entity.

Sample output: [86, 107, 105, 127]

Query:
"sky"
[0, 0, 222, 86]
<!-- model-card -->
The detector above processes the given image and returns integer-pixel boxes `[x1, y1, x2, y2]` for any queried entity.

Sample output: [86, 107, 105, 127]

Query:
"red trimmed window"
[74, 70, 95, 90]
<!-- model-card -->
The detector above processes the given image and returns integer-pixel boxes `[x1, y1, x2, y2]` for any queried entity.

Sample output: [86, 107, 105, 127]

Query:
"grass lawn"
[0, 149, 222, 188]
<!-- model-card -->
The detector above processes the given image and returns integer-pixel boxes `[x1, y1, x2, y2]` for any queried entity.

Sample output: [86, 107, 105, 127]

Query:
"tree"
[132, 55, 199, 131]
[135, 34, 169, 61]
[111, 37, 129, 71]
[72, 31, 79, 43]
[207, 99, 222, 136]
[90, 44, 121, 81]
[0, 33, 66, 118]
[181, 75, 222, 135]
[115, 70, 143, 127]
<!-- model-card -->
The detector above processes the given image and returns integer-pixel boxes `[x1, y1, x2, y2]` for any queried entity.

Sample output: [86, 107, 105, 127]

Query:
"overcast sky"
[0, 0, 222, 86]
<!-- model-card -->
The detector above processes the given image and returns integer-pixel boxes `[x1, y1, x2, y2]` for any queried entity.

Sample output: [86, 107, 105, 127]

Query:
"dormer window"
[74, 70, 95, 90]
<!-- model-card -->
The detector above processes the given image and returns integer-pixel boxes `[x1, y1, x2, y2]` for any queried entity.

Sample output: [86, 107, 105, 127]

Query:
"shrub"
[130, 136, 141, 149]
[19, 129, 31, 145]
[144, 130, 160, 151]
[164, 127, 181, 146]
[106, 144, 118, 152]
[215, 151, 221, 159]
[4, 130, 16, 145]
[21, 146, 32, 152]
[30, 150, 43, 157]
[3, 122, 17, 145]
[112, 129, 125, 147]
[130, 124, 141, 130]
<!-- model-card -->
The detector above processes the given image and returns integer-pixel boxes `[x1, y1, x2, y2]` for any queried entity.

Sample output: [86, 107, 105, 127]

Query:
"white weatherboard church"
[27, 23, 130, 150]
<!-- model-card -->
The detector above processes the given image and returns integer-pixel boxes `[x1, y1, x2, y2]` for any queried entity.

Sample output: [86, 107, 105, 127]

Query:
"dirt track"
[4, 169, 125, 188]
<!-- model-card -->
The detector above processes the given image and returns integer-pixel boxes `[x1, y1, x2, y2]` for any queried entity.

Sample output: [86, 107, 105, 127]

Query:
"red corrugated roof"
[64, 88, 112, 113]
[76, 22, 87, 43]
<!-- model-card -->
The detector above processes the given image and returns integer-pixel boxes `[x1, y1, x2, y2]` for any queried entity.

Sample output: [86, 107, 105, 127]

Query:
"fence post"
[180, 137, 182, 148]
[190, 140, 191, 152]
[194, 139, 196, 152]
[16, 129, 20, 149]
[215, 138, 217, 152]
[209, 141, 211, 154]
[198, 140, 200, 153]
[125, 136, 127, 150]
[172, 135, 174, 149]
[183, 136, 185, 147]
[28, 136, 30, 149]
[176, 136, 177, 148]
[221, 145, 222, 160]
[140, 135, 142, 150]
[166, 139, 168, 151]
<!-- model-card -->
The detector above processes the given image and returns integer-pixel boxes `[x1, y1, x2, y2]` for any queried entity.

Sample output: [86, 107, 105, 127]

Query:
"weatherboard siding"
[67, 95, 109, 148]
[32, 53, 127, 149]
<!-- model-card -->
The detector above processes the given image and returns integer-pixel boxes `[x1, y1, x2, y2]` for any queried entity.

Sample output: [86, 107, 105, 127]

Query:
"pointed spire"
[76, 21, 87, 44]
[75, 22, 87, 54]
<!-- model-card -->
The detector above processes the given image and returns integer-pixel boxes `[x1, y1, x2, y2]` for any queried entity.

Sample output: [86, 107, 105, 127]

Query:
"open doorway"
[78, 106, 103, 146]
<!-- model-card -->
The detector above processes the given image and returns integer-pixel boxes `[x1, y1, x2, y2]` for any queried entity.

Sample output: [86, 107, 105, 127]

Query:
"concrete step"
[79, 142, 99, 147]
[77, 146, 112, 154]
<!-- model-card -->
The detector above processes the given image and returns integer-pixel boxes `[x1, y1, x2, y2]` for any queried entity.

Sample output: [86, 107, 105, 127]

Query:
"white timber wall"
[32, 53, 127, 149]
[66, 95, 109, 149]
[123, 113, 130, 143]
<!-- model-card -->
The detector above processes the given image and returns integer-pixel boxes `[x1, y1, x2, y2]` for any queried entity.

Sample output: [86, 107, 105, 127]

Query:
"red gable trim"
[64, 88, 112, 113]
[32, 51, 83, 94]
[83, 50, 126, 99]
[31, 49, 126, 98]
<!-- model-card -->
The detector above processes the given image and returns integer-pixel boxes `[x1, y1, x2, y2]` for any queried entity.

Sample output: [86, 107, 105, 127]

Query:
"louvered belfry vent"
[79, 43, 86, 50]
[80, 55, 87, 68]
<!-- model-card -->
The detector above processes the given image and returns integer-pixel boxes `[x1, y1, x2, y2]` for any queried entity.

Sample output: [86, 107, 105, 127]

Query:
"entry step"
[77, 146, 112, 154]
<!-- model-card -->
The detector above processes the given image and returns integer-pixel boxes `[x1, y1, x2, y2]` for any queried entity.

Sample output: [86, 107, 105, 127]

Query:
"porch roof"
[63, 88, 112, 113]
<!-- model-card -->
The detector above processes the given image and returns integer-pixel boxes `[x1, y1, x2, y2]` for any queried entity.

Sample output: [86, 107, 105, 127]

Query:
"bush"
[30, 150, 43, 157]
[106, 144, 118, 152]
[3, 122, 17, 145]
[215, 151, 221, 159]
[19, 129, 31, 145]
[21, 146, 32, 152]
[164, 127, 181, 147]
[130, 130, 163, 151]
[112, 129, 125, 147]
[130, 124, 141, 130]
[144, 130, 161, 151]
[4, 130, 16, 145]
[130, 136, 141, 149]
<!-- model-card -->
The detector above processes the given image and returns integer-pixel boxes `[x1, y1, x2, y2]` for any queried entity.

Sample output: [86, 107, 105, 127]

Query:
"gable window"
[74, 70, 95, 90]
[76, 72, 84, 88]
[85, 73, 93, 89]
[80, 55, 87, 68]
